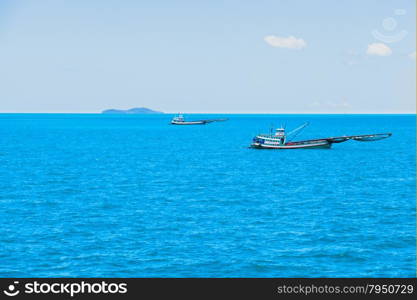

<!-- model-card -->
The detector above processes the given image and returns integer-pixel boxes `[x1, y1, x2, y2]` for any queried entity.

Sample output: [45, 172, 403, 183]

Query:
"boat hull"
[171, 121, 207, 125]
[251, 141, 331, 149]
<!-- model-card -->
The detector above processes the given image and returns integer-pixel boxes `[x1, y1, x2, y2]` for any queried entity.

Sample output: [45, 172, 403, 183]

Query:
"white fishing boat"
[251, 122, 392, 149]
[170, 114, 228, 125]
[171, 114, 207, 125]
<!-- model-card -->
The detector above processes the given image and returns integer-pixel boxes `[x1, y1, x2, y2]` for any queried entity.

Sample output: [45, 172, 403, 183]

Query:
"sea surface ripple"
[0, 114, 415, 277]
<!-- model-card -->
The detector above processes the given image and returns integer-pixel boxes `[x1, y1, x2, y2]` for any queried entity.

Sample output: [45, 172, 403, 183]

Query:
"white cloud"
[327, 100, 350, 108]
[264, 35, 306, 49]
[409, 51, 416, 60]
[366, 43, 392, 56]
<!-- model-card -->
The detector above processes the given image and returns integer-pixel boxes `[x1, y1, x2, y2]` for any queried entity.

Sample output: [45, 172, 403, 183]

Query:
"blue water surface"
[0, 114, 415, 277]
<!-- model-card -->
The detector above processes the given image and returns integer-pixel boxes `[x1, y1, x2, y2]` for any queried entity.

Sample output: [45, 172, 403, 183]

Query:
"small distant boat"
[170, 114, 228, 125]
[250, 122, 392, 149]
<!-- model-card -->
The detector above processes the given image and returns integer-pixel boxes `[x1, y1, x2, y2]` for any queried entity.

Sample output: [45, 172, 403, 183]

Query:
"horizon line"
[0, 112, 415, 115]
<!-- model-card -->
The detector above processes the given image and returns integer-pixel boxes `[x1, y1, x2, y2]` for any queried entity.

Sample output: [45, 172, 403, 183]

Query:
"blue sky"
[0, 0, 415, 113]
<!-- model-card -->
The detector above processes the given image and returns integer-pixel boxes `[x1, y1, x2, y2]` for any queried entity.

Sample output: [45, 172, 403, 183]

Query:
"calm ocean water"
[0, 114, 415, 277]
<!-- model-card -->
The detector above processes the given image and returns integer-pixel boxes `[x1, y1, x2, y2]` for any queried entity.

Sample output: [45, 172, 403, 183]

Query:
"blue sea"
[0, 114, 415, 277]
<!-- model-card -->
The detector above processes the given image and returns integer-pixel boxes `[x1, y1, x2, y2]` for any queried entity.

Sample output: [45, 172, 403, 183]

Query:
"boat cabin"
[253, 127, 286, 145]
[172, 114, 184, 122]
[275, 127, 285, 137]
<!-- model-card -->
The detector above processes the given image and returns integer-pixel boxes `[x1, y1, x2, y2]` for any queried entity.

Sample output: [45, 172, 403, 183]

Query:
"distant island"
[101, 107, 163, 114]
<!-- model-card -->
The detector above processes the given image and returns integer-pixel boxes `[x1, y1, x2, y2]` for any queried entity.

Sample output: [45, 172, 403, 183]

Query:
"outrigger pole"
[292, 133, 392, 145]
[286, 122, 309, 141]
[324, 133, 392, 143]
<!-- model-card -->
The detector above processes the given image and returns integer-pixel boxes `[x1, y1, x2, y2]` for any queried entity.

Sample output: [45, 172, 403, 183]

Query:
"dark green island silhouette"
[102, 107, 163, 114]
